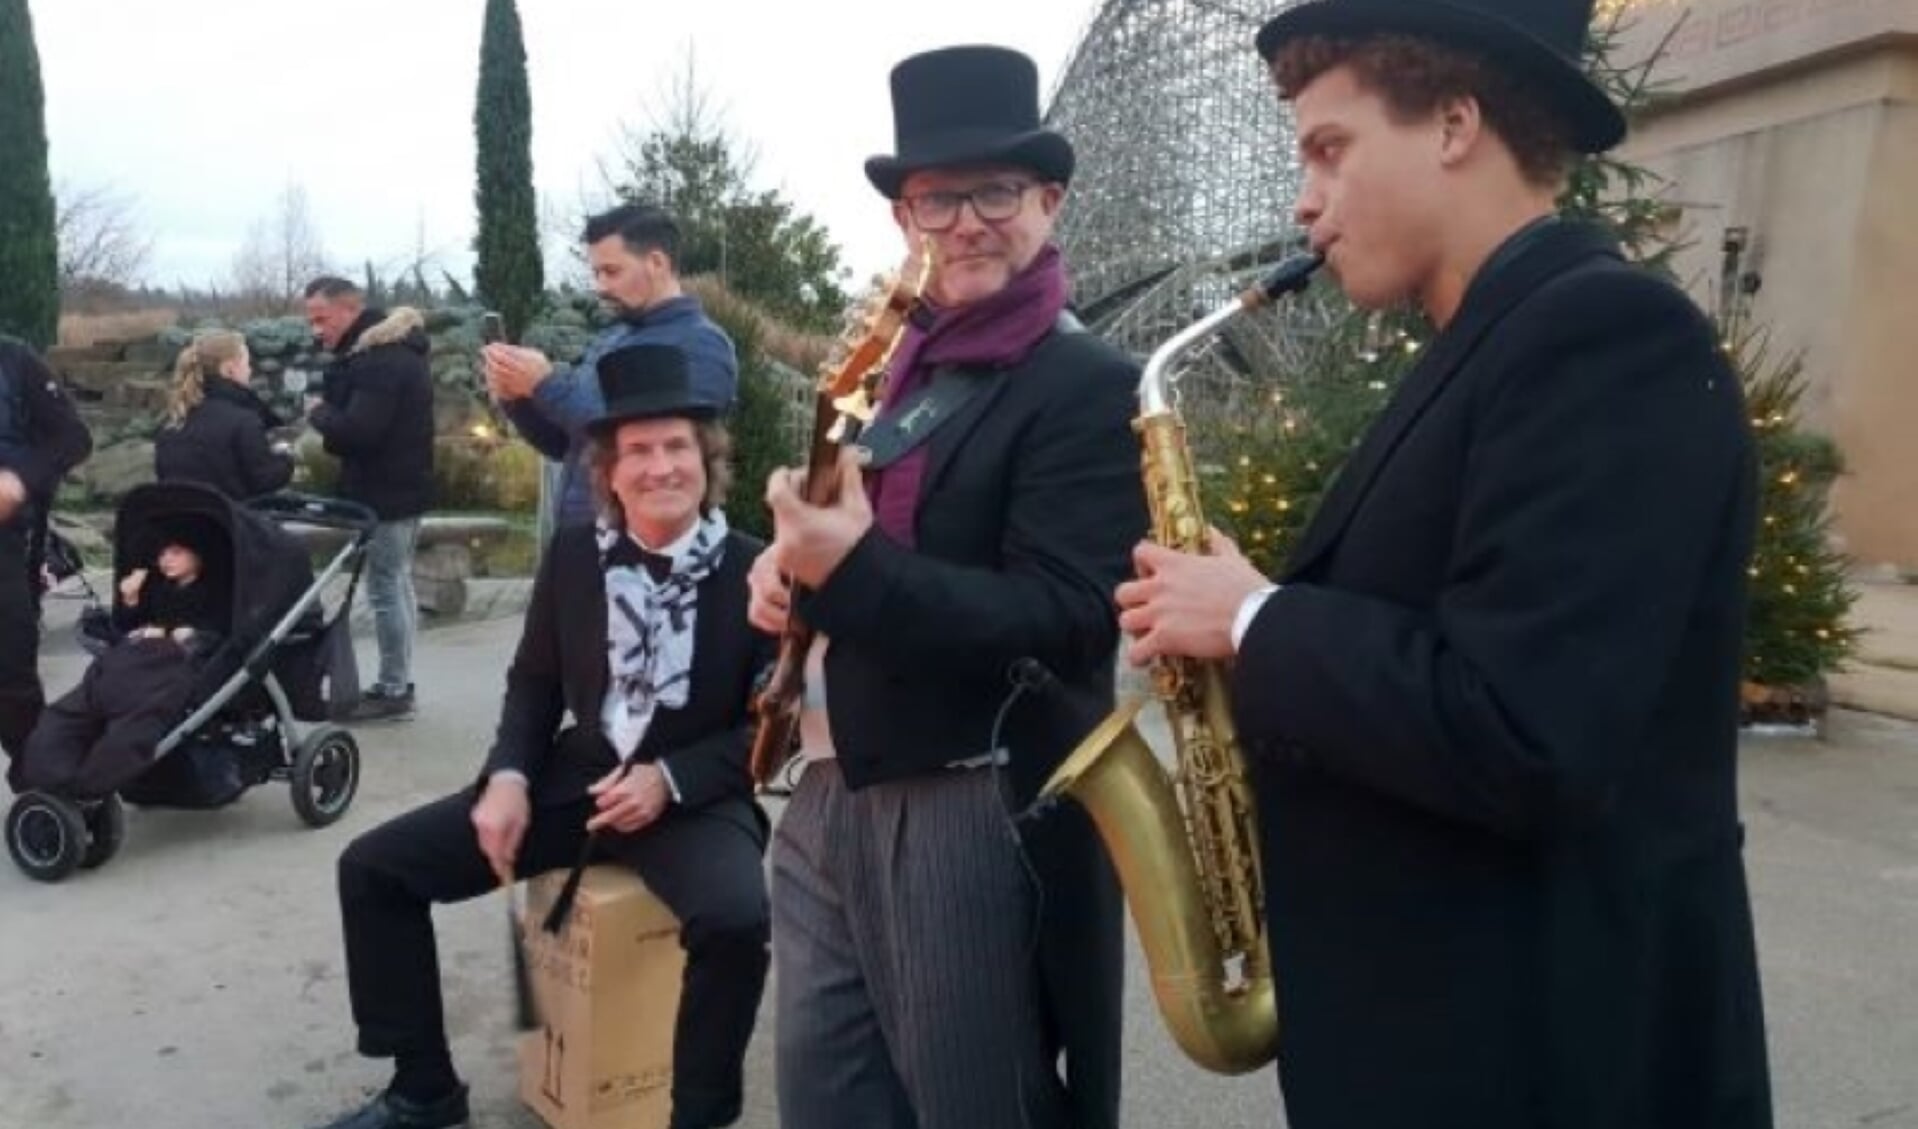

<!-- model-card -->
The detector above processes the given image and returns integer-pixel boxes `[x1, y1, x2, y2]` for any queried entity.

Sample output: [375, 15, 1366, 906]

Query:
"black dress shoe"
[312, 1085, 469, 1129]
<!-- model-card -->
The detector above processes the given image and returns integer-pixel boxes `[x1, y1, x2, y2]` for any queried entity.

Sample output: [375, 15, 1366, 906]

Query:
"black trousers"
[337, 790, 771, 1124]
[0, 515, 44, 791]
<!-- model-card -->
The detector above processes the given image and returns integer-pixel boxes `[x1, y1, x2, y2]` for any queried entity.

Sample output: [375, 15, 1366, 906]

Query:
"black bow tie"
[606, 539, 674, 582]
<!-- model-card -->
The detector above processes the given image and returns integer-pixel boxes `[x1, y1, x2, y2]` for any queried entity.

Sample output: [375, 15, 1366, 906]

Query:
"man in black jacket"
[304, 277, 435, 720]
[747, 45, 1145, 1129]
[1118, 2, 1773, 1126]
[1, 336, 93, 793]
[309, 345, 772, 1129]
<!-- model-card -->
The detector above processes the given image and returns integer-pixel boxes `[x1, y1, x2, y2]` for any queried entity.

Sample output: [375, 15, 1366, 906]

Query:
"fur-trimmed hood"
[311, 305, 436, 521]
[344, 306, 429, 355]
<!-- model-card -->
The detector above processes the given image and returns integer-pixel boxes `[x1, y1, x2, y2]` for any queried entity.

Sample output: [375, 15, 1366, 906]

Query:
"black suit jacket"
[1235, 223, 1771, 1127]
[799, 327, 1147, 800]
[482, 524, 774, 841]
[795, 325, 1149, 1129]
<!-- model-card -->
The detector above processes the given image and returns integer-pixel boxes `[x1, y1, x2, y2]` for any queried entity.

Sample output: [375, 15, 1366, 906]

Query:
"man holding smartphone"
[482, 203, 737, 530]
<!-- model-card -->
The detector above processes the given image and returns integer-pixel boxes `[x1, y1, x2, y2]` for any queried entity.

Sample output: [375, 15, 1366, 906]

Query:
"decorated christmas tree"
[1735, 332, 1857, 694]
[1203, 11, 1856, 707]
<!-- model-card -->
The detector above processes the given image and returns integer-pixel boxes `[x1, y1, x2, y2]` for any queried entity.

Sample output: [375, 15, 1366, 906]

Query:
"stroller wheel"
[291, 725, 360, 828]
[80, 795, 128, 870]
[6, 793, 90, 883]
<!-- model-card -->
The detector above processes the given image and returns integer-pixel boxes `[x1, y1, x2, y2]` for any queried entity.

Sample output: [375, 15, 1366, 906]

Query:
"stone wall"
[42, 284, 824, 513]
[44, 302, 602, 506]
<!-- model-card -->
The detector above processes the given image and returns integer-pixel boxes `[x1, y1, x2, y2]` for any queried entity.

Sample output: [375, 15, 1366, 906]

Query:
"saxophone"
[1038, 251, 1322, 1075]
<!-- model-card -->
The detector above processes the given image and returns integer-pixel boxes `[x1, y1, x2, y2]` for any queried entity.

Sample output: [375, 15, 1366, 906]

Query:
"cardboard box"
[519, 865, 685, 1129]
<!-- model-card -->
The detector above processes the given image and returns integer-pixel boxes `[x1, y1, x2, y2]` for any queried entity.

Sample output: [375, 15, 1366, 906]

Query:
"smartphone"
[480, 311, 506, 345]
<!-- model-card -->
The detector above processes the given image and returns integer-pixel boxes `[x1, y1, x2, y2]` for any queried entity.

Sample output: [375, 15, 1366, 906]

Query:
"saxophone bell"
[1040, 249, 1322, 1074]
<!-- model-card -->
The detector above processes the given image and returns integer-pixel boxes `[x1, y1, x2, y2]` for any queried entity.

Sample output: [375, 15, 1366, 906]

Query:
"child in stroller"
[5, 482, 375, 883]
[20, 515, 229, 801]
[120, 531, 221, 647]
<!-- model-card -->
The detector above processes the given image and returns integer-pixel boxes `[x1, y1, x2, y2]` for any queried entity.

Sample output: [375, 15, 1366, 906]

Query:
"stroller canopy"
[113, 482, 315, 651]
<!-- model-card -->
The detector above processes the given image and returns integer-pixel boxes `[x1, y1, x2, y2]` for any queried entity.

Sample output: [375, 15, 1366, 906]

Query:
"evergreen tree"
[474, 0, 544, 339]
[684, 278, 807, 541]
[1203, 11, 1855, 695]
[0, 0, 60, 348]
[361, 260, 386, 308]
[1735, 332, 1857, 687]
[606, 60, 848, 333]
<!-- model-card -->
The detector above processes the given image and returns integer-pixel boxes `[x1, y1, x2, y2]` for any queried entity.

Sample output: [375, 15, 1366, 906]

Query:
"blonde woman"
[153, 330, 293, 500]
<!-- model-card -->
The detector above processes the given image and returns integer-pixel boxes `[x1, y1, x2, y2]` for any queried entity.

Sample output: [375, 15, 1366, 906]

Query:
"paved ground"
[1830, 580, 1918, 723]
[1, 593, 1915, 1129]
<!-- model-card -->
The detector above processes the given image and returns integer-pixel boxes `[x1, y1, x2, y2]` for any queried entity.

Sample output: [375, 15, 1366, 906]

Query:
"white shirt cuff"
[655, 758, 684, 804]
[489, 769, 530, 788]
[1232, 585, 1281, 652]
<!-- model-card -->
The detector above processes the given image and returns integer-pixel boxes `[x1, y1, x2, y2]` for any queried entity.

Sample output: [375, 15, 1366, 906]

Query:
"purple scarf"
[867, 245, 1070, 546]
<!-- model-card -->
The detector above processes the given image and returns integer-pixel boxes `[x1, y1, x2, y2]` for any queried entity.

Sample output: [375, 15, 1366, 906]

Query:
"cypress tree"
[0, 0, 60, 348]
[474, 0, 543, 339]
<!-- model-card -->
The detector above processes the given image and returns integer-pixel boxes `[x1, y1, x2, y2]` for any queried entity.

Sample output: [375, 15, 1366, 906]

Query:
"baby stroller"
[6, 482, 378, 882]
[34, 518, 100, 628]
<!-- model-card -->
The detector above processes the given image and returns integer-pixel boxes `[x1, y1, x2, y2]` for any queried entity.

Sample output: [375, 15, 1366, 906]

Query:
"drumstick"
[493, 858, 540, 1032]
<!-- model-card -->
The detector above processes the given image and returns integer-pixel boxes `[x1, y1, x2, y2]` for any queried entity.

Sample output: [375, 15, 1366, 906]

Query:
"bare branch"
[54, 179, 154, 293]
[230, 181, 331, 313]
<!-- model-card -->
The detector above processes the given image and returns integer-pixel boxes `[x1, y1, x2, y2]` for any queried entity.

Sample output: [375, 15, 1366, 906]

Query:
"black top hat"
[864, 45, 1076, 199]
[1255, 0, 1625, 154]
[588, 344, 715, 435]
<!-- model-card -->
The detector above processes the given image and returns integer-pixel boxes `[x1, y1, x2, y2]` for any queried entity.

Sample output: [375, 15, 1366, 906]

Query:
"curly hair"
[586, 419, 735, 525]
[1271, 34, 1574, 188]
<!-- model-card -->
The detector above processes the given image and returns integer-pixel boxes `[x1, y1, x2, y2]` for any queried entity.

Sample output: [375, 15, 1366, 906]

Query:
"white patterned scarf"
[596, 510, 729, 760]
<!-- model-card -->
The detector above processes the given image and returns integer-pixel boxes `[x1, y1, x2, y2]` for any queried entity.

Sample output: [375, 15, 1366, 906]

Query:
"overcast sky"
[33, 0, 1100, 294]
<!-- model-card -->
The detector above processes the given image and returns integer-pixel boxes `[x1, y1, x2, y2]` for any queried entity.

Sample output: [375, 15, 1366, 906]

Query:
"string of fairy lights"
[1205, 325, 1851, 688]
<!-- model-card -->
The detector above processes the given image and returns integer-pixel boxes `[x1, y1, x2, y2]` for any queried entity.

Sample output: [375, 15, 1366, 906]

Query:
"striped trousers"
[772, 759, 1071, 1129]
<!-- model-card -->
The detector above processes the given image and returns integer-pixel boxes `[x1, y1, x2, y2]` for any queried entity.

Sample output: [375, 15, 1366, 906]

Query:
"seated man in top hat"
[311, 343, 774, 1129]
[1117, 1, 1773, 1127]
[747, 43, 1147, 1129]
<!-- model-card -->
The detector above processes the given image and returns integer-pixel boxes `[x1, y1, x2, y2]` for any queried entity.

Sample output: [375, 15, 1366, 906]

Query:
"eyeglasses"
[901, 180, 1036, 232]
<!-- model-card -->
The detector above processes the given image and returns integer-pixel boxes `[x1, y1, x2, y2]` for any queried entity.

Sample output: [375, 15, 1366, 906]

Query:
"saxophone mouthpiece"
[1246, 251, 1326, 307]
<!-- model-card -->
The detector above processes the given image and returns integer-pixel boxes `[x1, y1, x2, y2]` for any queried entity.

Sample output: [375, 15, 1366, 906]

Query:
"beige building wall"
[1614, 0, 1918, 566]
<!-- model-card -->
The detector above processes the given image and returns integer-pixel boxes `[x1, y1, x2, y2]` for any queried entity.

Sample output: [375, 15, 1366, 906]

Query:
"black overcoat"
[1234, 222, 1772, 1128]
[796, 326, 1150, 1129]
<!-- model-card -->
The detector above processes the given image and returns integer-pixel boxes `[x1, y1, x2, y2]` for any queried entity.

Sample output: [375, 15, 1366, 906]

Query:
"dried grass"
[57, 308, 178, 348]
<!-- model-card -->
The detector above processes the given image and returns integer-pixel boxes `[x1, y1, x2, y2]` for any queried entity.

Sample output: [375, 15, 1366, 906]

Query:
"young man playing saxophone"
[1118, 1, 1772, 1126]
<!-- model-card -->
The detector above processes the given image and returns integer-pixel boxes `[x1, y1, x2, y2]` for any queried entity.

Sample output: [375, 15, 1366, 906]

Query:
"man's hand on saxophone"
[1116, 526, 1267, 664]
